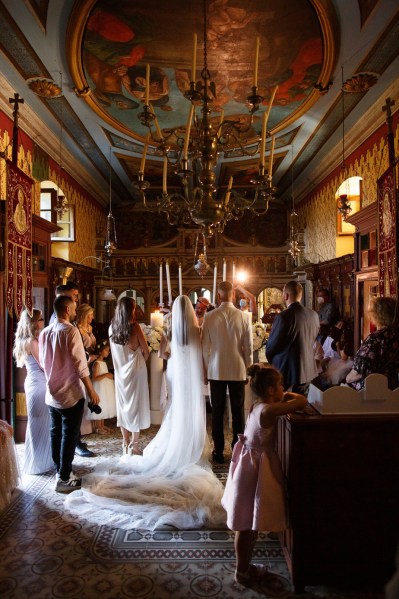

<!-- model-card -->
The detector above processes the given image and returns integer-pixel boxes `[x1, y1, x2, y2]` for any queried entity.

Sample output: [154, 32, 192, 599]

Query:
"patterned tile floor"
[0, 420, 385, 598]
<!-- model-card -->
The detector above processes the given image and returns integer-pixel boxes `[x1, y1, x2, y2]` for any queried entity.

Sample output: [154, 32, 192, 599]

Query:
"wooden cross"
[8, 92, 24, 164]
[382, 97, 396, 167]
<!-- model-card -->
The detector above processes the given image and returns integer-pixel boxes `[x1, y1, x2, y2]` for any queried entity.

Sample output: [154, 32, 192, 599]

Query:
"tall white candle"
[165, 261, 172, 305]
[145, 63, 150, 105]
[213, 263, 217, 304]
[191, 33, 197, 82]
[178, 264, 183, 295]
[253, 37, 260, 88]
[232, 261, 235, 283]
[222, 259, 227, 282]
[159, 263, 163, 305]
[150, 311, 163, 328]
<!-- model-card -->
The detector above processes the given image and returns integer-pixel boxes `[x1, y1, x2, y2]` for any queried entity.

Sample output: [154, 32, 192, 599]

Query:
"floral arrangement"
[141, 325, 164, 353]
[252, 322, 268, 351]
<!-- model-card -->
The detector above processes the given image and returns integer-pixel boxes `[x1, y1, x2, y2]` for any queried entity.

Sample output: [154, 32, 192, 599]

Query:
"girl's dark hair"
[95, 339, 110, 352]
[247, 364, 282, 397]
[110, 296, 136, 345]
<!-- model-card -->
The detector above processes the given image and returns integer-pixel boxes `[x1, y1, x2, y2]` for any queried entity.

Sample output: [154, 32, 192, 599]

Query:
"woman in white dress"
[13, 309, 53, 474]
[109, 296, 150, 455]
[66, 295, 225, 530]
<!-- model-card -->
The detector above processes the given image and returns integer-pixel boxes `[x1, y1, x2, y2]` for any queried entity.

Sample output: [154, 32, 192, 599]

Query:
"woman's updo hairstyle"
[247, 364, 282, 398]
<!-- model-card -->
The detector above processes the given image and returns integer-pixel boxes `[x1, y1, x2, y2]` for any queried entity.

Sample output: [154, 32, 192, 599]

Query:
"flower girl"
[90, 341, 116, 433]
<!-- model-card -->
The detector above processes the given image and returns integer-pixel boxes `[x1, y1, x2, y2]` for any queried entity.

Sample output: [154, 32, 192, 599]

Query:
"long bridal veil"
[66, 295, 225, 530]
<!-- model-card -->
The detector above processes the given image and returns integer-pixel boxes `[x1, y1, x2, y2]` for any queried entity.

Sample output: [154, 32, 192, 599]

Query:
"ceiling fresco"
[70, 0, 331, 148]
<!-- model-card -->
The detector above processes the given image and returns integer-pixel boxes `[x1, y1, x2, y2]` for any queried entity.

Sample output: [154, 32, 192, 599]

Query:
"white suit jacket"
[201, 302, 253, 381]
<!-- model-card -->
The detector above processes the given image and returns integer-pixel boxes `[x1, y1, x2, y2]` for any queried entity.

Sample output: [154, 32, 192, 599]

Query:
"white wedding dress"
[66, 296, 226, 530]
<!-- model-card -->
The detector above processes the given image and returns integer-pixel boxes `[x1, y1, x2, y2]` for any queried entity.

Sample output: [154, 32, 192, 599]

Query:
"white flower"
[144, 325, 164, 353]
[252, 322, 268, 351]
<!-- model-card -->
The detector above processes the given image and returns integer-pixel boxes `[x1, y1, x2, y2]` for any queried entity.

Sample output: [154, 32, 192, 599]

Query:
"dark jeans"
[48, 398, 84, 480]
[209, 380, 246, 454]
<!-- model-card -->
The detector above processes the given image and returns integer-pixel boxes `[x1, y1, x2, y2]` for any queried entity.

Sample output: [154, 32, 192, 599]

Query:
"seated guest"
[319, 341, 354, 389]
[322, 320, 348, 363]
[313, 339, 324, 374]
[346, 296, 399, 390]
[316, 289, 340, 343]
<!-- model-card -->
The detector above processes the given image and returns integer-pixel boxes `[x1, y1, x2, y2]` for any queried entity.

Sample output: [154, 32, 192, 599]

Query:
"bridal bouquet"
[142, 324, 164, 353]
[252, 322, 268, 351]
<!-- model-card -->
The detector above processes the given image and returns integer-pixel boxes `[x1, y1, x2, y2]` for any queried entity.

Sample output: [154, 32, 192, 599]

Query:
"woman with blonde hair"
[76, 303, 97, 356]
[13, 309, 53, 474]
[346, 296, 399, 390]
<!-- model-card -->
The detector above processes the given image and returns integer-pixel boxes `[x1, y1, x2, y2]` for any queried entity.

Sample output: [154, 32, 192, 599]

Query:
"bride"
[66, 295, 225, 530]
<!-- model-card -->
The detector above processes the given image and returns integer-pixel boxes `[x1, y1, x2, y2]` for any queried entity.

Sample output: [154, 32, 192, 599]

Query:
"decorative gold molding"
[343, 72, 379, 93]
[27, 77, 62, 98]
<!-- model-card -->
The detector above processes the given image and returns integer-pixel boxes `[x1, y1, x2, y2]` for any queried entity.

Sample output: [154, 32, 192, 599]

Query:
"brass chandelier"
[133, 0, 277, 235]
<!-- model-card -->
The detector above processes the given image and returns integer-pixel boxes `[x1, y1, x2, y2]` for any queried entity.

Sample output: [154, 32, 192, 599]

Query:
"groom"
[201, 281, 253, 463]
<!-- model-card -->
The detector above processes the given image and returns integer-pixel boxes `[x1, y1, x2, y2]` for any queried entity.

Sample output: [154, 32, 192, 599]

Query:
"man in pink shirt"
[39, 295, 100, 493]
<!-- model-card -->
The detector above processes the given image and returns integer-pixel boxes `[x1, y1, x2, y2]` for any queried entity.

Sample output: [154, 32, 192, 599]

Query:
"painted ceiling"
[0, 0, 398, 211]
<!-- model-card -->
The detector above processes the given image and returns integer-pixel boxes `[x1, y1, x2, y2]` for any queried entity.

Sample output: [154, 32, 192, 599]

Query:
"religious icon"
[13, 188, 28, 234]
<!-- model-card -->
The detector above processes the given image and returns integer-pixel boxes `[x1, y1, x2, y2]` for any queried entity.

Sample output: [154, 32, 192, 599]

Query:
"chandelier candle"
[253, 37, 260, 88]
[163, 157, 168, 194]
[191, 33, 197, 82]
[224, 176, 233, 206]
[145, 64, 150, 106]
[152, 110, 163, 141]
[165, 261, 172, 305]
[265, 85, 278, 122]
[140, 133, 150, 174]
[268, 135, 276, 179]
[183, 104, 195, 162]
[259, 110, 268, 167]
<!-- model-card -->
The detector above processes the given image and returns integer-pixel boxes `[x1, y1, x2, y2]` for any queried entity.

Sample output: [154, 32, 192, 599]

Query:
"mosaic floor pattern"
[0, 422, 386, 598]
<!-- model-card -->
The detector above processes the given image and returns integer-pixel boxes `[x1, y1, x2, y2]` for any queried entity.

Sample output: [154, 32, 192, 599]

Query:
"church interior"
[0, 0, 399, 597]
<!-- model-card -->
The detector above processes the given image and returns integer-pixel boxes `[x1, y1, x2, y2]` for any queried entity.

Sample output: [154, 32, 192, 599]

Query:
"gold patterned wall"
[297, 122, 397, 263]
